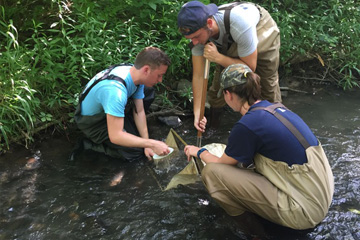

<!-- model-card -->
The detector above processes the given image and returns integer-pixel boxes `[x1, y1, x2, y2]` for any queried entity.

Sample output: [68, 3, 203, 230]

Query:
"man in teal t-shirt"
[73, 47, 171, 161]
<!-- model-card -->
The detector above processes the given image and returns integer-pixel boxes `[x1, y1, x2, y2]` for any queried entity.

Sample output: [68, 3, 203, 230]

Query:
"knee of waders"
[201, 163, 219, 186]
[68, 137, 93, 161]
[120, 147, 145, 162]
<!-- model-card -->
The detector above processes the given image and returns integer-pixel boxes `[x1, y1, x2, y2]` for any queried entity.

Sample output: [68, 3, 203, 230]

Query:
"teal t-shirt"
[81, 65, 144, 117]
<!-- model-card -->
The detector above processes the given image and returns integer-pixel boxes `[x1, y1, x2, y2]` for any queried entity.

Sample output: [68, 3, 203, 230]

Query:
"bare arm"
[204, 42, 258, 71]
[106, 113, 169, 157]
[132, 98, 154, 159]
[192, 55, 207, 131]
[184, 145, 238, 165]
[132, 98, 148, 139]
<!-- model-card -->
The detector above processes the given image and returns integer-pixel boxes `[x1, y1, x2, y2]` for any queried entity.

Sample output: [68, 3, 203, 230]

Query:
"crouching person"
[73, 47, 171, 161]
[184, 64, 334, 229]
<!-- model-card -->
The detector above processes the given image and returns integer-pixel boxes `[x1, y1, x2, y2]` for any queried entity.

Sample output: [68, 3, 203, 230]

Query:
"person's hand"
[194, 115, 200, 131]
[144, 148, 154, 160]
[184, 145, 201, 161]
[204, 42, 220, 63]
[194, 116, 207, 132]
[151, 140, 170, 157]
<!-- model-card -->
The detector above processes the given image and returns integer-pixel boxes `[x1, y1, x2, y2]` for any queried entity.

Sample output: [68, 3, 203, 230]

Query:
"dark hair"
[134, 47, 171, 70]
[224, 72, 262, 106]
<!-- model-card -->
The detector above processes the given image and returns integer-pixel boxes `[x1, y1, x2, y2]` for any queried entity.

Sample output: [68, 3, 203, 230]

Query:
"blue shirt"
[81, 65, 144, 117]
[225, 101, 318, 166]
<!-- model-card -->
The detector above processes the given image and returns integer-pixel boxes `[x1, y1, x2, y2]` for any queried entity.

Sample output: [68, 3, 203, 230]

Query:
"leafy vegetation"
[0, 0, 359, 152]
[268, 0, 360, 89]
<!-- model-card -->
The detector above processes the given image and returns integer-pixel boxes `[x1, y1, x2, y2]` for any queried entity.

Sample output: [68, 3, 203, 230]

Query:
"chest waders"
[74, 65, 148, 160]
[250, 103, 334, 229]
[207, 1, 281, 114]
[201, 103, 333, 229]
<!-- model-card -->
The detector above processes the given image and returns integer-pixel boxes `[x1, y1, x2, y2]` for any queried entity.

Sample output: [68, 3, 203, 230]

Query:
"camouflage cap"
[217, 64, 252, 97]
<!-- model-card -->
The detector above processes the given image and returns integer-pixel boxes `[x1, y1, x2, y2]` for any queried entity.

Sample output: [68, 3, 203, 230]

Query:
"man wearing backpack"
[178, 1, 281, 131]
[72, 47, 171, 161]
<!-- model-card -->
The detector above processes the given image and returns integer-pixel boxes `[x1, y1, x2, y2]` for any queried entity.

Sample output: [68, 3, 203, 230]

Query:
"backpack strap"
[79, 64, 128, 103]
[251, 103, 311, 149]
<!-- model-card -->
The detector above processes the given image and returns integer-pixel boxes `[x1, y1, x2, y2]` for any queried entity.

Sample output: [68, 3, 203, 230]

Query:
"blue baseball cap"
[178, 1, 218, 36]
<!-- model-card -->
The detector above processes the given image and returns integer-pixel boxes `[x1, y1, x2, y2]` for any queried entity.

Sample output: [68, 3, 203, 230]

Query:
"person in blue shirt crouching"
[184, 63, 334, 230]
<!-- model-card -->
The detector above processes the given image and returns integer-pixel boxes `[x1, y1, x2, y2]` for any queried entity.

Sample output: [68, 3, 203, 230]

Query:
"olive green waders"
[74, 104, 144, 160]
[73, 65, 155, 160]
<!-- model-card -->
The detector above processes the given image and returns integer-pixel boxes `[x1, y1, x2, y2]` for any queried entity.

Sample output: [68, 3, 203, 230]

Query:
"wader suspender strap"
[219, 2, 244, 55]
[79, 64, 127, 104]
[251, 103, 311, 149]
[218, 1, 262, 55]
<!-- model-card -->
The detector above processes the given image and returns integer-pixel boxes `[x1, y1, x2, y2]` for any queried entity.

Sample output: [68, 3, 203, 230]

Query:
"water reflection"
[0, 85, 359, 240]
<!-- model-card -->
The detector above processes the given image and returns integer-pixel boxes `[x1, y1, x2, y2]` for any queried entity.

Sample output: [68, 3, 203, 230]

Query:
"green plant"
[1, 0, 358, 152]
[156, 90, 174, 108]
[264, 0, 359, 89]
[39, 112, 53, 122]
[0, 13, 39, 150]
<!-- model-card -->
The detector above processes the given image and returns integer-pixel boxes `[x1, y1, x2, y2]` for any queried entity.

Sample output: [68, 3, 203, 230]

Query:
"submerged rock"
[158, 116, 182, 128]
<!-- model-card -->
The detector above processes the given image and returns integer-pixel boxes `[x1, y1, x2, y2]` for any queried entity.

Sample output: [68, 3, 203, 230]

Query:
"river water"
[0, 84, 359, 240]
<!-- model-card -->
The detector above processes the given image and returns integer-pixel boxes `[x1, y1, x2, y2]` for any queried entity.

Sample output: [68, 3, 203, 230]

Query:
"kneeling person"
[184, 64, 334, 229]
[74, 47, 171, 161]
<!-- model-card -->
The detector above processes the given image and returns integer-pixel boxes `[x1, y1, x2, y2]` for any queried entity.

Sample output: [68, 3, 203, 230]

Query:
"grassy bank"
[0, 0, 359, 152]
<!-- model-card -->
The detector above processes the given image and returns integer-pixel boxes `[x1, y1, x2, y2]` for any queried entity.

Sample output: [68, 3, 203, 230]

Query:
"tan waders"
[201, 144, 334, 230]
[201, 104, 334, 230]
[208, 5, 282, 110]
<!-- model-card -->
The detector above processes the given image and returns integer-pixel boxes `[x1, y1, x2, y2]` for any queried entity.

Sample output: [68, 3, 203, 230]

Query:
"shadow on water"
[1, 84, 360, 240]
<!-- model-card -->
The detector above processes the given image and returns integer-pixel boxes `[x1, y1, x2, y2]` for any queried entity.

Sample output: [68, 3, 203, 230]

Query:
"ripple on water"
[1, 86, 360, 240]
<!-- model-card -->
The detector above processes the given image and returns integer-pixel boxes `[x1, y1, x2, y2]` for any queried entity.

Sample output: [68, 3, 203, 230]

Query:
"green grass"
[0, 0, 359, 152]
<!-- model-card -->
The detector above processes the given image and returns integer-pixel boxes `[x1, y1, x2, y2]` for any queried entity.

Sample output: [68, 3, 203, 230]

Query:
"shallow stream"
[1, 84, 359, 240]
